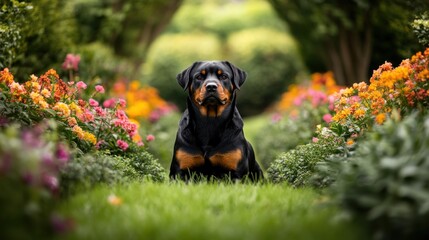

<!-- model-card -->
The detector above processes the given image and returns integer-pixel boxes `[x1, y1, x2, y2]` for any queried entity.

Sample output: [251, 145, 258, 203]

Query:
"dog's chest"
[175, 148, 242, 171]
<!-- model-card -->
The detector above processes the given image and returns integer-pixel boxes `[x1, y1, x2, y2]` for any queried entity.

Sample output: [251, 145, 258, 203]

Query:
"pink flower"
[118, 98, 126, 108]
[115, 110, 128, 120]
[95, 85, 105, 93]
[312, 137, 319, 143]
[76, 81, 87, 90]
[62, 54, 80, 71]
[117, 140, 129, 151]
[103, 98, 116, 108]
[323, 114, 332, 123]
[94, 107, 106, 117]
[271, 113, 282, 123]
[89, 98, 99, 107]
[146, 134, 155, 142]
[137, 141, 145, 147]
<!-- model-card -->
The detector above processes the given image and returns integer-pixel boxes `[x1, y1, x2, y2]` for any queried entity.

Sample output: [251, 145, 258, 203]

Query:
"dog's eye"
[219, 74, 228, 80]
[195, 74, 204, 81]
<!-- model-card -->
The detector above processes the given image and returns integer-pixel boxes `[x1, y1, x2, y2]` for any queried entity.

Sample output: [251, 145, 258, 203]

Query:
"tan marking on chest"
[176, 149, 204, 169]
[209, 149, 242, 170]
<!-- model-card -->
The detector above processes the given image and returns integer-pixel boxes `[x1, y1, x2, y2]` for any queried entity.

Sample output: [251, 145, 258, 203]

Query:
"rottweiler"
[169, 61, 263, 181]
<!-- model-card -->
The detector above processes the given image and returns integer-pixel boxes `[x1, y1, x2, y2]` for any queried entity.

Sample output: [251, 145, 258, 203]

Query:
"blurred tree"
[0, 0, 76, 79]
[268, 0, 429, 86]
[73, 0, 183, 79]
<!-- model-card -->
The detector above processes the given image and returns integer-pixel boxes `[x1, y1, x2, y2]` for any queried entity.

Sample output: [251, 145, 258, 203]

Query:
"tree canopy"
[268, 0, 429, 86]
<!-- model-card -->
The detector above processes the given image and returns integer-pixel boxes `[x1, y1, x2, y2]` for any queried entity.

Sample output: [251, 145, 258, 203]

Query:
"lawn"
[57, 181, 366, 240]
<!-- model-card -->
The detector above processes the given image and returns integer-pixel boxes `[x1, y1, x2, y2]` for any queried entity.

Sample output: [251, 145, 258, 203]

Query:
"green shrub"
[144, 33, 222, 110]
[168, 0, 286, 39]
[254, 117, 314, 170]
[124, 151, 166, 183]
[268, 132, 344, 187]
[227, 28, 304, 116]
[330, 113, 429, 240]
[60, 152, 139, 196]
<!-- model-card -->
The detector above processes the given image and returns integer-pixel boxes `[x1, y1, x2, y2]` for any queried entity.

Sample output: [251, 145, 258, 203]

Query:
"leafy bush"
[144, 33, 222, 110]
[60, 152, 139, 196]
[330, 113, 429, 240]
[267, 130, 345, 187]
[0, 0, 76, 79]
[168, 0, 286, 39]
[412, 13, 429, 46]
[227, 28, 304, 116]
[124, 151, 166, 183]
[0, 123, 71, 239]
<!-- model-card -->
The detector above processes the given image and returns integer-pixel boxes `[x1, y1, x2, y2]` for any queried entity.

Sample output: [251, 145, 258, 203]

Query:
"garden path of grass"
[57, 181, 366, 240]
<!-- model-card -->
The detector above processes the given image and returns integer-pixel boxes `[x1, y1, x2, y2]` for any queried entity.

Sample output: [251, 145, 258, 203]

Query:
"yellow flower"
[41, 88, 51, 98]
[353, 109, 366, 119]
[83, 131, 97, 145]
[30, 92, 49, 109]
[69, 102, 82, 115]
[53, 102, 71, 118]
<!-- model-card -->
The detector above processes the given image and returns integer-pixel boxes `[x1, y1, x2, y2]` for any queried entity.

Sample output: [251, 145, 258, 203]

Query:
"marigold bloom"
[0, 68, 14, 85]
[375, 113, 386, 124]
[107, 194, 123, 206]
[83, 131, 97, 145]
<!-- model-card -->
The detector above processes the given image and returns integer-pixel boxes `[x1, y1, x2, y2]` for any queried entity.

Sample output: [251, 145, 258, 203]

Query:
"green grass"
[57, 181, 366, 240]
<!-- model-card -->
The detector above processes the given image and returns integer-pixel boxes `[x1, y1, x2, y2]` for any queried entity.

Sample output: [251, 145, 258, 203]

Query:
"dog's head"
[177, 61, 246, 116]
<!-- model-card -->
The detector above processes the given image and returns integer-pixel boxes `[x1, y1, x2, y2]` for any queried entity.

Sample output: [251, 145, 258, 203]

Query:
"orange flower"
[0, 68, 14, 85]
[107, 194, 123, 206]
[375, 113, 386, 124]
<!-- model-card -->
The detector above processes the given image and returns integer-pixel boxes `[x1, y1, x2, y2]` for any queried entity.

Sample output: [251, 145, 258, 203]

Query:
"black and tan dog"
[169, 61, 263, 181]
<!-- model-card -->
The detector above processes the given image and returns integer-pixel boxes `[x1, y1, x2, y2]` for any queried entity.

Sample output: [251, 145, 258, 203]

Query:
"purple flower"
[56, 144, 70, 165]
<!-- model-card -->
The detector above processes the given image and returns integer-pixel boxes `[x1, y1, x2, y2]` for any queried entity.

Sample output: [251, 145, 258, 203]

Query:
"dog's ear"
[177, 62, 199, 90]
[224, 61, 247, 90]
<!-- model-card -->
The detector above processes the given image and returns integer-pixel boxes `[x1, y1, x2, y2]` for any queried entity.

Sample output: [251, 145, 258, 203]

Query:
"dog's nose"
[206, 82, 217, 92]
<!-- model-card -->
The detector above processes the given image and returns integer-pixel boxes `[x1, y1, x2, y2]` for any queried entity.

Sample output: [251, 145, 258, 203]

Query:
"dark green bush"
[227, 28, 304, 116]
[60, 152, 139, 196]
[144, 33, 222, 110]
[330, 113, 429, 240]
[267, 133, 344, 187]
[61, 150, 166, 196]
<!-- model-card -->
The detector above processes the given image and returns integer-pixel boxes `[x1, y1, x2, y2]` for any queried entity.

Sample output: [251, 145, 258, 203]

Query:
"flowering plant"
[330, 48, 429, 139]
[0, 122, 72, 238]
[0, 65, 142, 154]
